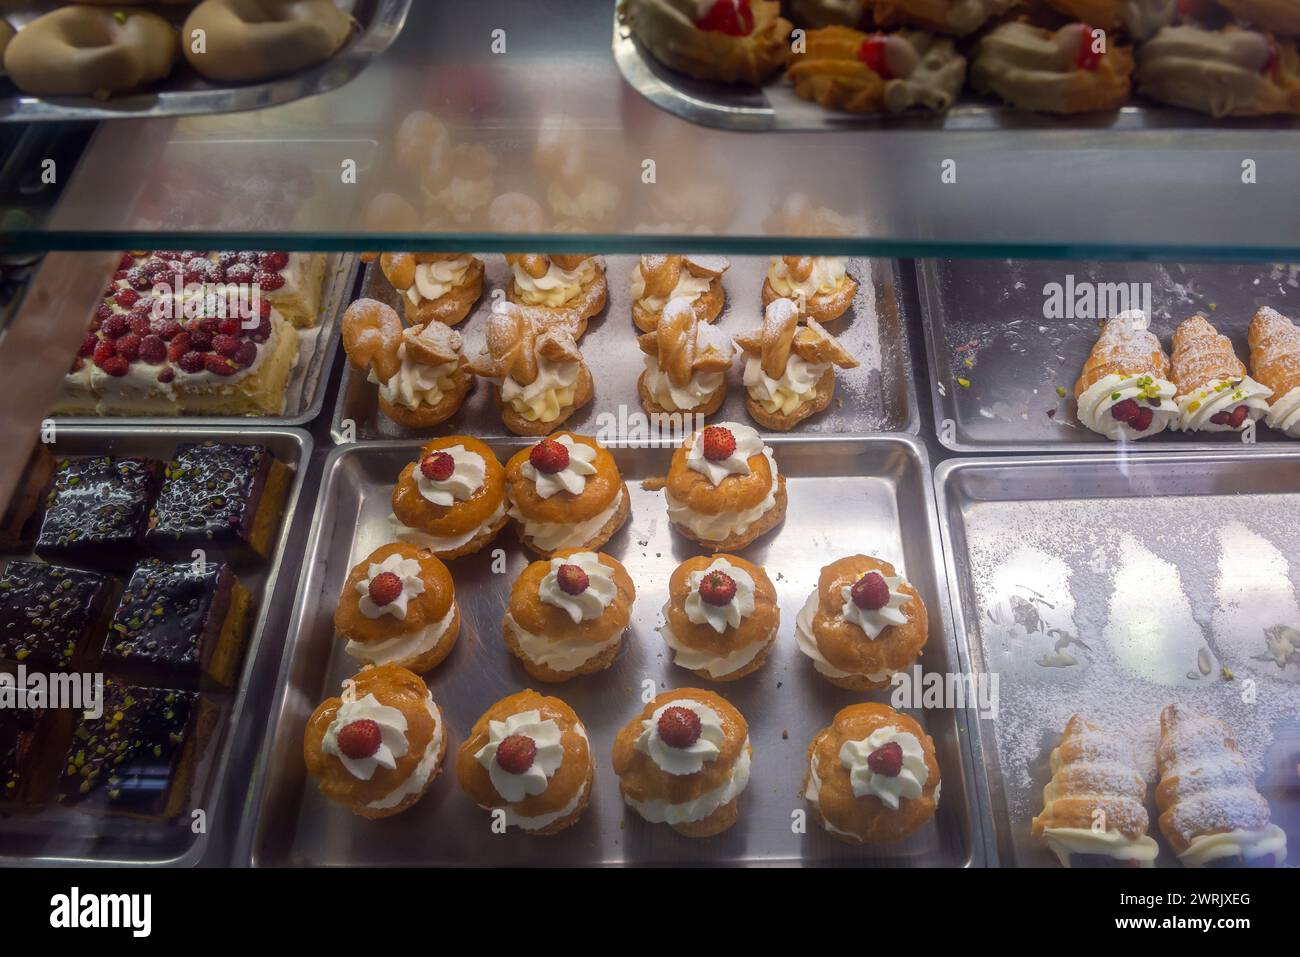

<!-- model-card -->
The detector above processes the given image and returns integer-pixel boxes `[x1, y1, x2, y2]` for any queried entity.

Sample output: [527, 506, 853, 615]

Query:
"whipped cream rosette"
[389, 435, 509, 559]
[630, 254, 730, 333]
[376, 252, 484, 327]
[761, 255, 857, 323]
[504, 253, 607, 339]
[1073, 310, 1180, 440]
[637, 296, 735, 416]
[659, 554, 780, 681]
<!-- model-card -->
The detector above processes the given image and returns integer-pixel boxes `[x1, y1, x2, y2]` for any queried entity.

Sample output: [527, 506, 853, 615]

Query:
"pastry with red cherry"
[971, 21, 1135, 113]
[1137, 25, 1300, 117]
[389, 436, 508, 559]
[658, 554, 780, 681]
[619, 0, 794, 85]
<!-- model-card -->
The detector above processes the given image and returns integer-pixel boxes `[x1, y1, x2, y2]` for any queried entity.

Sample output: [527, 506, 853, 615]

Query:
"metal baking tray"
[613, 13, 1300, 133]
[238, 434, 986, 867]
[919, 259, 1300, 452]
[332, 255, 919, 442]
[935, 451, 1300, 868]
[56, 252, 359, 429]
[0, 1, 410, 123]
[0, 426, 312, 866]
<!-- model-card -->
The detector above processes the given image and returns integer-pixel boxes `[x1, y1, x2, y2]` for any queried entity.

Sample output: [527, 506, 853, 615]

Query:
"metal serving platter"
[935, 451, 1300, 868]
[919, 259, 1300, 452]
[612, 14, 1300, 133]
[332, 255, 918, 442]
[56, 252, 359, 430]
[0, 1, 410, 123]
[239, 435, 987, 867]
[0, 426, 311, 866]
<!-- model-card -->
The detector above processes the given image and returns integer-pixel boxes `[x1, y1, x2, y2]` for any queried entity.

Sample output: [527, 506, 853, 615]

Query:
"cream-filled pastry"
[1043, 0, 1177, 39]
[761, 255, 857, 323]
[505, 433, 631, 558]
[1248, 307, 1300, 438]
[303, 665, 446, 819]
[971, 21, 1135, 113]
[469, 303, 593, 436]
[1169, 315, 1271, 433]
[638, 297, 735, 416]
[735, 298, 858, 430]
[787, 26, 967, 114]
[375, 252, 484, 327]
[342, 298, 473, 429]
[1074, 310, 1179, 440]
[867, 0, 1017, 35]
[505, 254, 607, 339]
[619, 0, 794, 85]
[388, 436, 509, 559]
[612, 688, 752, 837]
[1218, 0, 1300, 38]
[630, 254, 730, 333]
[456, 690, 594, 835]
[334, 543, 460, 673]
[795, 555, 928, 691]
[421, 143, 496, 226]
[1138, 25, 1300, 117]
[804, 702, 940, 844]
[656, 422, 787, 550]
[659, 554, 779, 681]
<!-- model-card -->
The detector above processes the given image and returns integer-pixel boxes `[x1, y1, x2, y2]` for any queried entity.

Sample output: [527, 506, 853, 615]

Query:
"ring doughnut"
[182, 0, 354, 83]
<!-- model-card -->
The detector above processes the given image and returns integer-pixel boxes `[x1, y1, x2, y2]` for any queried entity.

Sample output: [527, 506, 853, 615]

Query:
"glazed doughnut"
[182, 0, 354, 83]
[4, 6, 178, 97]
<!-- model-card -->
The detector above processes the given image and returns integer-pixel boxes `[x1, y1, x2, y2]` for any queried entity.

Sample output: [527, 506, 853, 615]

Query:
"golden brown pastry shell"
[335, 542, 456, 646]
[665, 438, 777, 515]
[637, 369, 728, 418]
[506, 268, 607, 340]
[505, 432, 624, 525]
[391, 435, 507, 543]
[669, 477, 788, 552]
[809, 555, 928, 681]
[664, 554, 779, 676]
[515, 485, 631, 560]
[399, 257, 484, 327]
[492, 364, 594, 436]
[745, 367, 837, 431]
[761, 273, 857, 323]
[631, 280, 725, 333]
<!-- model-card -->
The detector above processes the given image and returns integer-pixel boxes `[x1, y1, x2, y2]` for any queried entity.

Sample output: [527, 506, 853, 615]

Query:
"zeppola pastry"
[658, 554, 779, 681]
[657, 422, 787, 549]
[619, 0, 793, 85]
[1155, 705, 1288, 867]
[504, 550, 636, 681]
[735, 298, 858, 429]
[1042, 0, 1177, 39]
[805, 702, 941, 844]
[868, 0, 1017, 35]
[1073, 310, 1179, 440]
[630, 254, 729, 333]
[762, 255, 857, 323]
[1218, 0, 1300, 37]
[375, 253, 484, 327]
[612, 689, 752, 836]
[971, 21, 1135, 113]
[335, 543, 460, 673]
[388, 436, 509, 559]
[456, 690, 594, 834]
[183, 0, 354, 83]
[505, 254, 607, 339]
[303, 665, 447, 819]
[504, 433, 631, 558]
[468, 303, 593, 436]
[795, 555, 928, 690]
[638, 297, 735, 416]
[1137, 25, 1300, 117]
[342, 299, 473, 429]
[1248, 306, 1300, 437]
[1031, 714, 1159, 867]
[787, 26, 967, 114]
[1169, 315, 1271, 433]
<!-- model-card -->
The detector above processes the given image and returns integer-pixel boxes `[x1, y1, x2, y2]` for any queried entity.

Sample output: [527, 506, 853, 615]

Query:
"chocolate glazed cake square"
[35, 456, 161, 567]
[0, 561, 117, 672]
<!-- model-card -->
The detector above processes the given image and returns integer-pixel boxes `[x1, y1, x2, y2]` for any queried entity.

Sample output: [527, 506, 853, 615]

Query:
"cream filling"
[1077, 373, 1179, 440]
[1173, 376, 1273, 432]
[408, 256, 474, 304]
[345, 603, 457, 668]
[367, 696, 444, 812]
[1179, 824, 1288, 868]
[642, 352, 723, 412]
[665, 448, 779, 542]
[631, 266, 712, 313]
[1042, 827, 1160, 867]
[658, 603, 771, 679]
[505, 612, 622, 671]
[510, 487, 624, 552]
[767, 257, 847, 300]
[624, 739, 752, 826]
[743, 353, 828, 416]
[512, 258, 597, 308]
[498, 356, 579, 423]
[1266, 385, 1300, 438]
[794, 592, 894, 681]
[371, 348, 459, 411]
[388, 499, 507, 553]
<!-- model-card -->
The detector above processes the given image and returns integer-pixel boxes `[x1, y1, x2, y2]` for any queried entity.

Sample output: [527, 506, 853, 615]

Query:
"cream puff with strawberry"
[455, 690, 594, 834]
[659, 555, 779, 681]
[505, 433, 631, 558]
[335, 543, 461, 673]
[795, 555, 927, 691]
[304, 665, 447, 819]
[505, 550, 637, 681]
[389, 436, 509, 559]
[657, 423, 787, 550]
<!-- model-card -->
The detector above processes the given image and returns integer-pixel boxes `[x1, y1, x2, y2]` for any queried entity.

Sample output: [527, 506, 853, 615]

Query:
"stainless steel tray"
[919, 259, 1300, 452]
[0, 1, 410, 123]
[935, 451, 1300, 868]
[57, 252, 359, 429]
[613, 13, 1300, 133]
[0, 426, 312, 866]
[239, 435, 986, 867]
[332, 256, 918, 442]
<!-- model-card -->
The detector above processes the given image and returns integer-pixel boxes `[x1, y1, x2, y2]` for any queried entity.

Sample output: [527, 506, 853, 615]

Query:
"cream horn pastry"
[804, 702, 940, 844]
[761, 255, 857, 323]
[1073, 310, 1179, 440]
[866, 0, 1017, 35]
[638, 297, 735, 417]
[455, 690, 594, 834]
[1137, 25, 1300, 117]
[505, 254, 607, 339]
[1156, 704, 1288, 867]
[388, 436, 509, 559]
[341, 298, 473, 429]
[468, 302, 593, 436]
[618, 0, 793, 85]
[659, 554, 779, 681]
[505, 433, 631, 558]
[1169, 315, 1271, 433]
[971, 21, 1134, 113]
[630, 254, 729, 333]
[1249, 306, 1300, 437]
[658, 422, 787, 550]
[303, 665, 446, 819]
[612, 688, 752, 837]
[786, 26, 967, 114]
[376, 252, 484, 327]
[1031, 714, 1159, 867]
[1218, 0, 1300, 38]
[735, 299, 859, 430]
